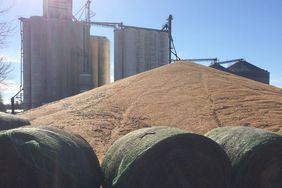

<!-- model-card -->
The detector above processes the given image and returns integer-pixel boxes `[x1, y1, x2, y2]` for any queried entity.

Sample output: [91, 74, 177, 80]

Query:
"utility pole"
[11, 97, 15, 114]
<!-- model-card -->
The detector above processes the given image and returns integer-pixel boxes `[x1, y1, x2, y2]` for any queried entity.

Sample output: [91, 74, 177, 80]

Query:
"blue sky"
[1, 0, 282, 103]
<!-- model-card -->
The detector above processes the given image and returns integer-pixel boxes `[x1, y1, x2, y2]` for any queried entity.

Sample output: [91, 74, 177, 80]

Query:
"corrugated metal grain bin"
[227, 60, 270, 84]
[114, 27, 169, 81]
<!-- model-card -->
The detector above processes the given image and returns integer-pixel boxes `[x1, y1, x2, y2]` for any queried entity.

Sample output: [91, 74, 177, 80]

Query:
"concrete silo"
[114, 29, 124, 80]
[21, 0, 111, 109]
[44, 19, 90, 104]
[45, 19, 68, 102]
[22, 0, 93, 109]
[97, 37, 110, 86]
[90, 36, 99, 88]
[90, 36, 110, 87]
[30, 16, 47, 108]
[114, 27, 169, 81]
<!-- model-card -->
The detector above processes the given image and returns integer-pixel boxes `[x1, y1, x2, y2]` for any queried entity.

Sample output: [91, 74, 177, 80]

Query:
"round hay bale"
[0, 112, 30, 131]
[102, 126, 231, 188]
[0, 127, 102, 188]
[206, 126, 282, 188]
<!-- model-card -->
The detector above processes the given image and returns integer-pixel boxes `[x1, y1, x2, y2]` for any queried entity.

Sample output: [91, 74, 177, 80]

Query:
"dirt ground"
[21, 62, 282, 161]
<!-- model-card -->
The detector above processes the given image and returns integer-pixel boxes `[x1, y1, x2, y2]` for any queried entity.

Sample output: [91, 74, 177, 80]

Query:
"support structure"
[178, 58, 219, 64]
[10, 19, 24, 113]
[216, 58, 245, 65]
[168, 15, 173, 64]
[11, 88, 23, 114]
[90, 14, 177, 65]
[20, 20, 24, 89]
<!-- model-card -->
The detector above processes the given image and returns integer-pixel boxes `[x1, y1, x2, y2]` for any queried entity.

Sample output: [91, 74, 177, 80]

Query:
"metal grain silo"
[114, 27, 169, 81]
[123, 28, 137, 78]
[158, 31, 169, 66]
[136, 29, 146, 73]
[146, 30, 158, 69]
[30, 16, 47, 108]
[21, 18, 32, 110]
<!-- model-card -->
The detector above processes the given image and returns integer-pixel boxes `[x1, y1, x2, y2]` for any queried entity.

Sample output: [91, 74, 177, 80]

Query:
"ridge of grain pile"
[22, 62, 282, 161]
[102, 126, 232, 188]
[206, 126, 282, 188]
[0, 112, 30, 130]
[0, 127, 102, 188]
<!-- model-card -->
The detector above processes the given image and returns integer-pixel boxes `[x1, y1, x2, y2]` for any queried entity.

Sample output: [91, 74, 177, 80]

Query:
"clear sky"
[1, 0, 282, 103]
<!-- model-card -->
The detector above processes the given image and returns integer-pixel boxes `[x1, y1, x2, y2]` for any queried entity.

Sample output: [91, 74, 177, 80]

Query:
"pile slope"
[22, 62, 282, 160]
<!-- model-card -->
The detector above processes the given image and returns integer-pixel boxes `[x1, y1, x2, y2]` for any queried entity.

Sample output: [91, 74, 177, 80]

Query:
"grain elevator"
[21, 0, 110, 109]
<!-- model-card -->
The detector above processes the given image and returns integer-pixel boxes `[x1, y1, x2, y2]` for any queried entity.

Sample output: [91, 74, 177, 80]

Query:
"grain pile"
[21, 62, 282, 161]
[102, 126, 231, 188]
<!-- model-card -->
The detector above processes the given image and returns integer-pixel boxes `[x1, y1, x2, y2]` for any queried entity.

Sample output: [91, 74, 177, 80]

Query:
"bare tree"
[0, 16, 12, 47]
[0, 3, 14, 85]
[0, 92, 6, 111]
[0, 56, 12, 84]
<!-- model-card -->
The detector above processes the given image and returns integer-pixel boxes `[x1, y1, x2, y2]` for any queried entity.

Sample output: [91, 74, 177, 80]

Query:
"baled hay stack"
[0, 127, 102, 188]
[102, 126, 231, 188]
[206, 126, 282, 188]
[0, 112, 30, 130]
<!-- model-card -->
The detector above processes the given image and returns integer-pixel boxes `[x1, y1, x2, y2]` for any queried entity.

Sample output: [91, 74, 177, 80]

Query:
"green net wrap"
[0, 127, 102, 188]
[102, 126, 231, 188]
[206, 126, 282, 188]
[0, 112, 30, 131]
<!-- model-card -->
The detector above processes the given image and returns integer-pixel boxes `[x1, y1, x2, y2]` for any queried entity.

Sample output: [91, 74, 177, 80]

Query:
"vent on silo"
[43, 0, 73, 20]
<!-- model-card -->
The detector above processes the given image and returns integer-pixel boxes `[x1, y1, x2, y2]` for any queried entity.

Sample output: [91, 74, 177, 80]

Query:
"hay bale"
[102, 126, 231, 188]
[0, 112, 30, 130]
[0, 127, 102, 188]
[206, 126, 282, 188]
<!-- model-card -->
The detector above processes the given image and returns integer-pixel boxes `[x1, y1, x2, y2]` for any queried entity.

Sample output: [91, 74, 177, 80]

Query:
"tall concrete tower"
[43, 0, 73, 20]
